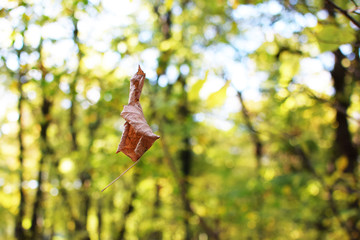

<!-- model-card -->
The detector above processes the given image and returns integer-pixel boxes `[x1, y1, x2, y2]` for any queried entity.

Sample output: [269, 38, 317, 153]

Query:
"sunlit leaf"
[315, 24, 356, 52]
[206, 81, 230, 108]
[188, 70, 208, 101]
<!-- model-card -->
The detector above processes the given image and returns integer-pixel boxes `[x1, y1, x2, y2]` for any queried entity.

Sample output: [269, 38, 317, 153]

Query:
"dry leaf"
[102, 66, 159, 192]
[116, 66, 160, 161]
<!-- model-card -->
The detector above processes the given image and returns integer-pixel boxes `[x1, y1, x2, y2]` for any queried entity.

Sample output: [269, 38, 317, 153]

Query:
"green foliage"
[315, 24, 356, 52]
[0, 0, 360, 239]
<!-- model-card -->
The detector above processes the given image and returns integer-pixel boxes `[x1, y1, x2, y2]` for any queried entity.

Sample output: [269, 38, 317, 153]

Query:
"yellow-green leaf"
[206, 81, 230, 108]
[316, 24, 356, 52]
[188, 71, 208, 101]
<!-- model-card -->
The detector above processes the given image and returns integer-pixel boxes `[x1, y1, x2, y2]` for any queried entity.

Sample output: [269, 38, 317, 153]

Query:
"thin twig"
[101, 160, 140, 192]
[228, 80, 263, 170]
[350, 0, 358, 7]
[304, 88, 360, 125]
[326, 0, 360, 28]
[349, 6, 360, 14]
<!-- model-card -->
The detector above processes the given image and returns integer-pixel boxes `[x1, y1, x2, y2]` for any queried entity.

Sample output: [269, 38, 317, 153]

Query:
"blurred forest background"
[0, 0, 360, 239]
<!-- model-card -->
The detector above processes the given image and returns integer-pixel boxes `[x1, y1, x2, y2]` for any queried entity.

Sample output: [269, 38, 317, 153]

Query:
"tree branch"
[230, 82, 265, 239]
[349, 6, 360, 14]
[326, 0, 360, 28]
[350, 0, 358, 8]
[235, 88, 263, 169]
[303, 88, 360, 125]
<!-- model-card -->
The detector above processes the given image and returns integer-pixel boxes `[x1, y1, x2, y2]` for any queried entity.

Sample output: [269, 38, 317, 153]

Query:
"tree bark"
[15, 66, 27, 240]
[331, 50, 358, 173]
[147, 181, 162, 240]
[236, 89, 264, 239]
[117, 185, 137, 240]
[330, 49, 359, 240]
[69, 16, 80, 151]
[30, 96, 52, 239]
[236, 90, 263, 170]
[97, 198, 102, 240]
[178, 75, 193, 240]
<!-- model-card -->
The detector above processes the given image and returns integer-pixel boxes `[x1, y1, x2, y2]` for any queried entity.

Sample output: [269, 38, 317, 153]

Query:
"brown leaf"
[116, 66, 160, 161]
[102, 66, 159, 192]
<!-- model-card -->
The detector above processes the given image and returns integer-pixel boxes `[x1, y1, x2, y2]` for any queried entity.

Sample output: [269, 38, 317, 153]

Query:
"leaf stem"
[101, 160, 140, 192]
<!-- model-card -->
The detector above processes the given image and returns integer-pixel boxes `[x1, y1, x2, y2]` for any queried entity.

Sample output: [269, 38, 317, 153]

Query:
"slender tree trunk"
[68, 14, 91, 240]
[97, 198, 102, 240]
[330, 49, 359, 240]
[13, 18, 28, 238]
[146, 180, 162, 240]
[117, 184, 137, 240]
[331, 50, 358, 173]
[153, 3, 219, 239]
[30, 96, 52, 239]
[319, 3, 360, 238]
[15, 68, 27, 240]
[177, 75, 193, 240]
[69, 17, 80, 151]
[236, 90, 264, 239]
[29, 41, 54, 239]
[54, 167, 82, 238]
[237, 91, 263, 170]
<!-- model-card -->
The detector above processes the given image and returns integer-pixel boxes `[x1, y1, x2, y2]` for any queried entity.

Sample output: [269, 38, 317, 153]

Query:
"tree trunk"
[30, 96, 52, 240]
[330, 49, 359, 240]
[236, 90, 264, 239]
[178, 75, 193, 240]
[15, 67, 27, 240]
[97, 198, 102, 240]
[147, 181, 162, 240]
[117, 185, 137, 240]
